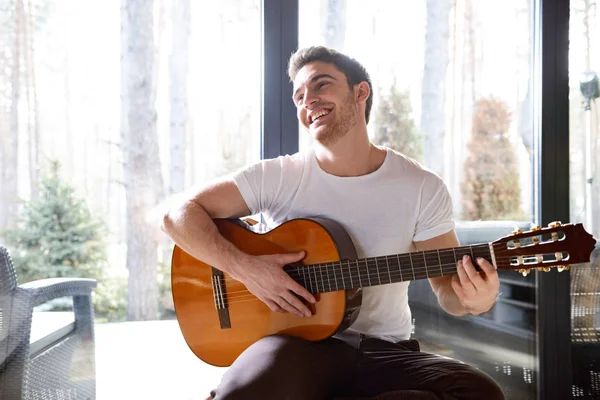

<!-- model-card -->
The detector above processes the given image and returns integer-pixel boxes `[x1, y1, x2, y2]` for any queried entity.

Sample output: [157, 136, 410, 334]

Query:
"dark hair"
[288, 46, 373, 124]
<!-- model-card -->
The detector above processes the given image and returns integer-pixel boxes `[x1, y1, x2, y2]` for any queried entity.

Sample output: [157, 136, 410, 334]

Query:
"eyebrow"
[293, 74, 337, 99]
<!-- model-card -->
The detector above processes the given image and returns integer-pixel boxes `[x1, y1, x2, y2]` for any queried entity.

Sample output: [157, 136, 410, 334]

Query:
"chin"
[312, 127, 346, 147]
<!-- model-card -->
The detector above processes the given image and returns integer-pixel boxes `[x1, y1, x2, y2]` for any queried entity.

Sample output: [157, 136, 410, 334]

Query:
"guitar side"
[171, 217, 361, 367]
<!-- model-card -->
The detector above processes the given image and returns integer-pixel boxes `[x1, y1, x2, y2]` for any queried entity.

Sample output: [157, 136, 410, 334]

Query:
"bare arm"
[161, 178, 252, 276]
[161, 177, 315, 317]
[414, 230, 499, 316]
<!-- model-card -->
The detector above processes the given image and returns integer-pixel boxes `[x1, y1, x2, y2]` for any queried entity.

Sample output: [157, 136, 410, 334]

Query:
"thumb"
[280, 251, 306, 263]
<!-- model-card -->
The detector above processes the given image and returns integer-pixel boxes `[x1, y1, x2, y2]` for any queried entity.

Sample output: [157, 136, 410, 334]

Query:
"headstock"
[492, 221, 596, 276]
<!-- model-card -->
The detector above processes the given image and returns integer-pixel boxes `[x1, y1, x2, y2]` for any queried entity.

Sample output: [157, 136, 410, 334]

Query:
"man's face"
[292, 61, 359, 147]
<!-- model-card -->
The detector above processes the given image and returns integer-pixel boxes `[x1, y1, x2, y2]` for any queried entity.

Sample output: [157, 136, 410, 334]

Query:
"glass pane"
[0, 0, 260, 398]
[299, 1, 537, 398]
[568, 1, 600, 398]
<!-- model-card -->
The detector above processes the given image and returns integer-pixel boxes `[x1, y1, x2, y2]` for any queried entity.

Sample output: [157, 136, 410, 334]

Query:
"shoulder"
[259, 150, 307, 169]
[239, 150, 308, 176]
[384, 147, 446, 188]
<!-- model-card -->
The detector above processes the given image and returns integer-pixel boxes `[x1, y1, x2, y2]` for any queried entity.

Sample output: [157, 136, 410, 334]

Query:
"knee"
[209, 335, 317, 400]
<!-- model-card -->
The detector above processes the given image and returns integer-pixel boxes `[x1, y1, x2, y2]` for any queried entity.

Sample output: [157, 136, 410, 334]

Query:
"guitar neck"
[285, 243, 493, 294]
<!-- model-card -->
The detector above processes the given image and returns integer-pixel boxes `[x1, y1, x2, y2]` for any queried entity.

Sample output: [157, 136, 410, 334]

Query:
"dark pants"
[210, 334, 505, 400]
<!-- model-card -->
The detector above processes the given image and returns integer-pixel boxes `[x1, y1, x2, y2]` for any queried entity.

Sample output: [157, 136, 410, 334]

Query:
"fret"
[422, 252, 428, 277]
[347, 260, 354, 288]
[437, 249, 443, 276]
[331, 262, 338, 291]
[409, 253, 416, 280]
[356, 259, 363, 287]
[424, 251, 440, 278]
[375, 257, 382, 285]
[324, 263, 331, 292]
[318, 265, 325, 293]
[385, 255, 392, 284]
[339, 261, 345, 289]
[470, 245, 475, 264]
[396, 254, 403, 282]
[366, 259, 373, 286]
[452, 247, 458, 266]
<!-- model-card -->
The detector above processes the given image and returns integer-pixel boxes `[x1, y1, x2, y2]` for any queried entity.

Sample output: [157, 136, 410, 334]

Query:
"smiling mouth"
[310, 109, 332, 125]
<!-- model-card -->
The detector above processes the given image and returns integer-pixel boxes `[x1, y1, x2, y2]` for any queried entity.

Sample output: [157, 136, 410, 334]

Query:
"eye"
[317, 81, 329, 89]
[295, 95, 303, 105]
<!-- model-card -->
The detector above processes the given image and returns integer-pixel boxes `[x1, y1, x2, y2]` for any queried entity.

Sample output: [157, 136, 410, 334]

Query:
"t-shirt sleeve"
[231, 156, 298, 217]
[413, 174, 455, 242]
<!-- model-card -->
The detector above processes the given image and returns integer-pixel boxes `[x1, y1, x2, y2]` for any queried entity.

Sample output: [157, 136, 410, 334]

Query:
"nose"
[302, 88, 320, 109]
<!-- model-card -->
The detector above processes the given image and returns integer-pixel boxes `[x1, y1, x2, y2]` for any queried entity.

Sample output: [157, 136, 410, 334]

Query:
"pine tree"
[373, 85, 423, 162]
[461, 97, 525, 220]
[4, 160, 106, 283]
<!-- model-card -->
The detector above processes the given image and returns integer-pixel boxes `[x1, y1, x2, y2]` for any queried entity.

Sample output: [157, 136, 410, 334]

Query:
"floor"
[94, 320, 226, 399]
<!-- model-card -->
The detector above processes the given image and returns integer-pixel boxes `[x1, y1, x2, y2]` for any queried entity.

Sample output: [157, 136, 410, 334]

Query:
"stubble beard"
[312, 92, 358, 147]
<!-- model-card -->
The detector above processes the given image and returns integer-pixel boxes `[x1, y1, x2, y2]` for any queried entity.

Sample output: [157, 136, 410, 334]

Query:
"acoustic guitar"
[171, 218, 596, 367]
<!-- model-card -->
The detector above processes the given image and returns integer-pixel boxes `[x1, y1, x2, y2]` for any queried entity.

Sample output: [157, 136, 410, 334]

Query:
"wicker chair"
[0, 245, 97, 400]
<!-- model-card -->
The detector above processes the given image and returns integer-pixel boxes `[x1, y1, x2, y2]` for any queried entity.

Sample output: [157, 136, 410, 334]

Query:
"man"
[162, 46, 504, 399]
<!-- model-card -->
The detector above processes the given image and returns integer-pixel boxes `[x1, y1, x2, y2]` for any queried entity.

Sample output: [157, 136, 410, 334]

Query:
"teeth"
[311, 109, 330, 123]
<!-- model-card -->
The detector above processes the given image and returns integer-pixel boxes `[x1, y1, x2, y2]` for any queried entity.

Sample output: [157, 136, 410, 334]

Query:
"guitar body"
[171, 217, 361, 367]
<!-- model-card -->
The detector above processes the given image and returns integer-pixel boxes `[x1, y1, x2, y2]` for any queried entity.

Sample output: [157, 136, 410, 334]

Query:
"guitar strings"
[215, 250, 542, 288]
[187, 255, 534, 304]
[205, 263, 485, 306]
[215, 243, 551, 285]
[178, 240, 564, 306]
[197, 261, 460, 299]
[214, 252, 545, 292]
[213, 243, 489, 281]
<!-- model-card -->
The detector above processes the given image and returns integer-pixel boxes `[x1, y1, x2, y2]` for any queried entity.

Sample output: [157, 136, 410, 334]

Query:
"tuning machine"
[557, 265, 571, 272]
[548, 221, 562, 228]
[518, 269, 531, 277]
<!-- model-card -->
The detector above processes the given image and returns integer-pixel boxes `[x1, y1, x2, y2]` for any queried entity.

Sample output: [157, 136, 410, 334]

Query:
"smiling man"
[162, 46, 504, 399]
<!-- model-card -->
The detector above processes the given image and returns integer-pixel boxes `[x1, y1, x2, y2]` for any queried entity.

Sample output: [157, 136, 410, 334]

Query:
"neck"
[284, 243, 495, 294]
[314, 128, 384, 177]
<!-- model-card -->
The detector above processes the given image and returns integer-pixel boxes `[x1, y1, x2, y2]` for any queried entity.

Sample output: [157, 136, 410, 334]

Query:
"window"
[0, 1, 260, 398]
[299, 1, 538, 398]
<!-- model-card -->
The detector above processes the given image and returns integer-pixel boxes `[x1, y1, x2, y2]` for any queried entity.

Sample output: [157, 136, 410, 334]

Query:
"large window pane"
[0, 0, 260, 398]
[299, 1, 537, 398]
[569, 0, 600, 398]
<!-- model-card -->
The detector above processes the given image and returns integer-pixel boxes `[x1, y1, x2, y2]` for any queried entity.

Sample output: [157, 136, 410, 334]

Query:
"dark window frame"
[534, 0, 571, 398]
[261, 0, 299, 160]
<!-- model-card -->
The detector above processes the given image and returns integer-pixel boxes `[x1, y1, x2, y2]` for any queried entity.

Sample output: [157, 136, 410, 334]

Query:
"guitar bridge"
[212, 267, 231, 329]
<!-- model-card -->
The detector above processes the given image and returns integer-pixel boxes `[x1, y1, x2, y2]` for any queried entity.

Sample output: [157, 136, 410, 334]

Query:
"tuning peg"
[518, 269, 531, 276]
[548, 221, 562, 228]
[530, 224, 541, 231]
[512, 228, 523, 235]
[557, 265, 571, 272]
[537, 267, 552, 272]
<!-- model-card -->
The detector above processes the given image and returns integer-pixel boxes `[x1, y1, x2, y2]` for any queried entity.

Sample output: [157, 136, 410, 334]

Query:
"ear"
[354, 81, 370, 105]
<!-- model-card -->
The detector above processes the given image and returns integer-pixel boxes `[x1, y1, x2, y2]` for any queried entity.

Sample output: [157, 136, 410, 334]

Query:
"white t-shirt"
[232, 146, 455, 340]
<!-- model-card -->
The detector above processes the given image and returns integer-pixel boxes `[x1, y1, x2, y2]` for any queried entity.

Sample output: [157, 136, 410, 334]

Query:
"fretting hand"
[451, 255, 500, 315]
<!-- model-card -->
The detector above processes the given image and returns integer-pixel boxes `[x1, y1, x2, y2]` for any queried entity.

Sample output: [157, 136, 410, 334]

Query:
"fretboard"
[284, 244, 492, 294]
